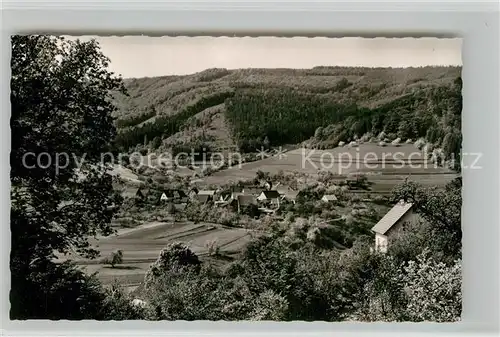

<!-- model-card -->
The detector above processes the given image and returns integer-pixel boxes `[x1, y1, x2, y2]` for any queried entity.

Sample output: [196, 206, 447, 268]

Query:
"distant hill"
[112, 66, 462, 163]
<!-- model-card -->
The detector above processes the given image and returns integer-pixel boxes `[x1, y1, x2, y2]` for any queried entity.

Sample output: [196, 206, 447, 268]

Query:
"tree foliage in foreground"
[10, 35, 126, 319]
[10, 36, 462, 321]
[135, 178, 462, 322]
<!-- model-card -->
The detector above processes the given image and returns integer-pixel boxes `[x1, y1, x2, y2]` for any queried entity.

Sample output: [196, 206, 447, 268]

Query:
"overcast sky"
[73, 36, 462, 78]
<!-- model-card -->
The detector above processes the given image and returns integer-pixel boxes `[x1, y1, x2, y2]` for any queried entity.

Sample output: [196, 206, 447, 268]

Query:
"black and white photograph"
[10, 35, 463, 322]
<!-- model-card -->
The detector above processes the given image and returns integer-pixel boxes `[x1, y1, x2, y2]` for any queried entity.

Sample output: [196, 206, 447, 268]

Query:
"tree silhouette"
[10, 35, 125, 319]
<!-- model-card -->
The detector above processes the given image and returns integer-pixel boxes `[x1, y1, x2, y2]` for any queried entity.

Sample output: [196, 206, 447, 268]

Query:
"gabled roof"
[244, 187, 262, 195]
[161, 189, 186, 199]
[281, 190, 299, 200]
[219, 192, 232, 201]
[259, 190, 281, 199]
[198, 190, 216, 196]
[371, 201, 414, 235]
[175, 190, 187, 199]
[162, 190, 174, 198]
[121, 186, 143, 198]
[322, 194, 338, 201]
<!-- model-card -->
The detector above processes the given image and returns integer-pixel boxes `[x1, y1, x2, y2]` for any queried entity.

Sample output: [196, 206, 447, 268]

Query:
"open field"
[202, 144, 458, 193]
[63, 221, 254, 287]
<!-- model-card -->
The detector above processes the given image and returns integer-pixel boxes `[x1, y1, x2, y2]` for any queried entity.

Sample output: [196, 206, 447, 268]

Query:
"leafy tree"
[144, 243, 201, 287]
[106, 250, 124, 268]
[391, 178, 462, 261]
[101, 281, 153, 320]
[400, 249, 461, 322]
[10, 35, 125, 319]
[240, 203, 260, 218]
[314, 126, 324, 139]
[150, 136, 162, 149]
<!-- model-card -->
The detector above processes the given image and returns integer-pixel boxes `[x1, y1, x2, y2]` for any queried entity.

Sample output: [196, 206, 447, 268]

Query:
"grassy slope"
[112, 66, 461, 151]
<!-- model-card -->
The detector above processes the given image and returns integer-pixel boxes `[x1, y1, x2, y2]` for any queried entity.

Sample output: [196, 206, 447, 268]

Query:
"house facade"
[257, 190, 281, 207]
[371, 201, 416, 253]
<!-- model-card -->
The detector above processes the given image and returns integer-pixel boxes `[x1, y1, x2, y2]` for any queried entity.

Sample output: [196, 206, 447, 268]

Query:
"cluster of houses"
[121, 181, 416, 254]
[122, 182, 340, 214]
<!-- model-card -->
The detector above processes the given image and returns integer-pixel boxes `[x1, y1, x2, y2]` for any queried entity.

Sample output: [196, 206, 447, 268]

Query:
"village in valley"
[12, 35, 463, 321]
[76, 137, 458, 293]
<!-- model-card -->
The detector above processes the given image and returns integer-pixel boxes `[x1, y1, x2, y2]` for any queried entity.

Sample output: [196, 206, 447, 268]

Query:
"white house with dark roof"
[257, 190, 281, 208]
[371, 200, 415, 253]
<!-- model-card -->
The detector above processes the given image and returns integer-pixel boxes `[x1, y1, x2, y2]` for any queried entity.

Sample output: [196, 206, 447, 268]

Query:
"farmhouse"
[257, 190, 281, 207]
[371, 200, 415, 253]
[321, 194, 338, 203]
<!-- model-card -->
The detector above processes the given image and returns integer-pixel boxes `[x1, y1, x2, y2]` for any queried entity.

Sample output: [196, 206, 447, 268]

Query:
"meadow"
[202, 144, 458, 193]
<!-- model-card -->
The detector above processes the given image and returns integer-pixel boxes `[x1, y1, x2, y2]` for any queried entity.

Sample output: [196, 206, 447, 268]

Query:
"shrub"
[401, 249, 462, 322]
[205, 239, 220, 257]
[414, 138, 426, 150]
[101, 282, 153, 320]
[106, 250, 124, 268]
[391, 138, 401, 146]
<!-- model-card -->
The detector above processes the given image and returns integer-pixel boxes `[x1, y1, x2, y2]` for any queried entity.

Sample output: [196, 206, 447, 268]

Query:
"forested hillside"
[112, 66, 462, 162]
